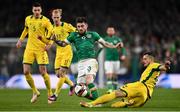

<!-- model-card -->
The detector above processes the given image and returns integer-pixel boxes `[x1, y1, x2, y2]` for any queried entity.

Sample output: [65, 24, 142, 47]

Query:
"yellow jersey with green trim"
[140, 62, 161, 97]
[19, 15, 53, 51]
[53, 22, 76, 52]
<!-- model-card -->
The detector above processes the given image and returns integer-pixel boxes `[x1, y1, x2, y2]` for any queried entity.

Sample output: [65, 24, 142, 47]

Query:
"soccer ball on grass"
[74, 84, 88, 97]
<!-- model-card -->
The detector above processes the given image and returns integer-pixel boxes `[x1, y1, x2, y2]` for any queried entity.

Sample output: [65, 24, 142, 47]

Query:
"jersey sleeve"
[121, 47, 127, 56]
[152, 63, 161, 71]
[19, 17, 28, 41]
[42, 19, 53, 44]
[67, 32, 75, 43]
[93, 32, 101, 41]
[45, 19, 53, 39]
[117, 37, 126, 56]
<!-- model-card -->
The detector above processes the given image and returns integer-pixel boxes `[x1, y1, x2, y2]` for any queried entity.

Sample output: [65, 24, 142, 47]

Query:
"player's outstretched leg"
[80, 91, 117, 107]
[80, 101, 93, 108]
[111, 101, 127, 108]
[64, 75, 75, 96]
[87, 83, 98, 100]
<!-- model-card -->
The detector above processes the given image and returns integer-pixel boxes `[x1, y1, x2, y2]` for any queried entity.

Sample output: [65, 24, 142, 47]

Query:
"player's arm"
[16, 19, 28, 48]
[53, 32, 75, 47]
[38, 19, 54, 43]
[98, 38, 123, 48]
[46, 20, 53, 39]
[119, 42, 127, 61]
[50, 34, 69, 47]
[158, 60, 171, 71]
[54, 39, 69, 47]
[39, 20, 54, 51]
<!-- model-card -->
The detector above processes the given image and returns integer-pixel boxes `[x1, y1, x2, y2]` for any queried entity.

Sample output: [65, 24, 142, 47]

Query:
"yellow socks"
[54, 77, 65, 96]
[90, 91, 116, 105]
[111, 101, 127, 108]
[25, 74, 39, 94]
[65, 76, 74, 86]
[42, 73, 52, 96]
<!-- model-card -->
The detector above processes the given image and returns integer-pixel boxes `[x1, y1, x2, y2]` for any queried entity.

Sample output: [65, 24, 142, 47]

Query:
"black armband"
[55, 40, 64, 46]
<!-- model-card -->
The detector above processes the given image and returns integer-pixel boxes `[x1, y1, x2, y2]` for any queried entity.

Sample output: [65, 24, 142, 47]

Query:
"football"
[74, 84, 88, 97]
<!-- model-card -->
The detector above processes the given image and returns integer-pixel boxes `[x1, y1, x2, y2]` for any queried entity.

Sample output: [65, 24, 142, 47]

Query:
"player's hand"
[115, 42, 123, 48]
[50, 34, 57, 41]
[37, 35, 42, 40]
[44, 44, 52, 51]
[16, 39, 22, 48]
[165, 60, 171, 70]
[120, 55, 126, 61]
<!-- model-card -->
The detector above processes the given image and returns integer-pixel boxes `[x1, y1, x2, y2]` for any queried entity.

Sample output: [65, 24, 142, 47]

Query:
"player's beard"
[79, 30, 86, 35]
[34, 14, 40, 18]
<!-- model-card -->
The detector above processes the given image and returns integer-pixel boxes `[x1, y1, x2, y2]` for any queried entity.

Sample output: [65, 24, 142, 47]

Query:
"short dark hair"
[107, 24, 115, 28]
[32, 2, 41, 7]
[76, 17, 87, 24]
[143, 51, 154, 56]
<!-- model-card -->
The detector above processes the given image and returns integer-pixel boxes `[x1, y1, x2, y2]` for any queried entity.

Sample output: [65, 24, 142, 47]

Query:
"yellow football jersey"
[53, 22, 76, 51]
[140, 62, 161, 97]
[53, 22, 76, 69]
[19, 15, 53, 51]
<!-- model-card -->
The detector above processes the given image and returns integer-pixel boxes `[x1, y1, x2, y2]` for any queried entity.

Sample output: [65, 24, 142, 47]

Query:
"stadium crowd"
[0, 0, 180, 84]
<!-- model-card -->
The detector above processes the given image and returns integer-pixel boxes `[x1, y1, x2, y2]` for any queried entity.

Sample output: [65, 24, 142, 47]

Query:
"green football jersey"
[104, 36, 122, 61]
[71, 44, 78, 63]
[67, 31, 101, 61]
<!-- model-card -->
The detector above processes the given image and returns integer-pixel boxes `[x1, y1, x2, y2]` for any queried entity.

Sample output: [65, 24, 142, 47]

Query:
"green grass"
[0, 88, 180, 111]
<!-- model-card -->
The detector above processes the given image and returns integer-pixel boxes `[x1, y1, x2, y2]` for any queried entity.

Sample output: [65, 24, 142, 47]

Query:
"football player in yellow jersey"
[47, 9, 76, 102]
[80, 52, 171, 108]
[16, 2, 53, 103]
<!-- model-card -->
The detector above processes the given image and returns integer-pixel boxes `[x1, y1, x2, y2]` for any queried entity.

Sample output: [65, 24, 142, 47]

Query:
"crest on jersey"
[86, 34, 92, 38]
[114, 40, 118, 44]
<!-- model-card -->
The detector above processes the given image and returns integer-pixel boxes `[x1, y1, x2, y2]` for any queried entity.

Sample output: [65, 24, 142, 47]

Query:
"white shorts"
[70, 63, 78, 74]
[77, 58, 98, 84]
[104, 61, 120, 74]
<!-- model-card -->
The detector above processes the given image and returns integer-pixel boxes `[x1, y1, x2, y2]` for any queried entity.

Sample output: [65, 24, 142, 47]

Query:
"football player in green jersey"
[104, 26, 126, 93]
[52, 17, 123, 100]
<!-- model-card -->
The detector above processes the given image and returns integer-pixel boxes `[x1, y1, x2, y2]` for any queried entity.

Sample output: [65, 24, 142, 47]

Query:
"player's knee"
[86, 75, 94, 84]
[39, 66, 47, 74]
[56, 70, 66, 78]
[23, 65, 31, 75]
[57, 73, 65, 78]
[106, 73, 113, 78]
[115, 90, 126, 97]
[23, 70, 30, 75]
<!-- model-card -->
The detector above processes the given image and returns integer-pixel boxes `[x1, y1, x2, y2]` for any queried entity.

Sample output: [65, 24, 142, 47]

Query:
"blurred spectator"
[0, 55, 9, 86]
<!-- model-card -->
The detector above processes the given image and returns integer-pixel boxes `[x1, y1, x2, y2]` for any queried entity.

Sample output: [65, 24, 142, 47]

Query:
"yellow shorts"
[23, 49, 49, 65]
[120, 81, 148, 107]
[54, 51, 73, 70]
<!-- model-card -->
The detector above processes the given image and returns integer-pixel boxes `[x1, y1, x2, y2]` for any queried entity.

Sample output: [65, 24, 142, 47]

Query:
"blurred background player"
[104, 26, 126, 93]
[80, 52, 171, 108]
[52, 17, 123, 100]
[16, 2, 53, 103]
[47, 9, 76, 102]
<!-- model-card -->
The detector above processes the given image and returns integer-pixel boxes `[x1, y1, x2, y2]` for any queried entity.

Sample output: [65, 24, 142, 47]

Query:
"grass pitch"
[0, 88, 180, 111]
